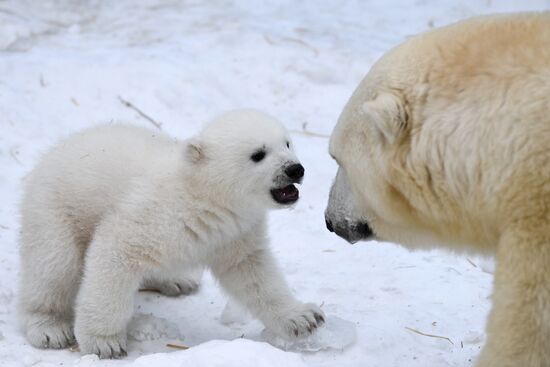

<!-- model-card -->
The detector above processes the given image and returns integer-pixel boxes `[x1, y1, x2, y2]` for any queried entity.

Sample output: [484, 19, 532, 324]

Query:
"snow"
[129, 339, 307, 367]
[0, 0, 547, 366]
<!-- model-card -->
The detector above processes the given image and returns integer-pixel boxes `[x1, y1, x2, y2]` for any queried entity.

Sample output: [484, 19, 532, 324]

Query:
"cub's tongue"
[271, 184, 299, 204]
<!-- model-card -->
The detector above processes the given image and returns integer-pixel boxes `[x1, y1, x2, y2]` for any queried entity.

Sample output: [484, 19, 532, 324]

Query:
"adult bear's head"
[325, 91, 413, 244]
[184, 109, 304, 211]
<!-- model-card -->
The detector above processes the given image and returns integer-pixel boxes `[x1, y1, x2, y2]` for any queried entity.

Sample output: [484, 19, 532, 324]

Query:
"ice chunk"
[128, 313, 183, 342]
[261, 315, 357, 352]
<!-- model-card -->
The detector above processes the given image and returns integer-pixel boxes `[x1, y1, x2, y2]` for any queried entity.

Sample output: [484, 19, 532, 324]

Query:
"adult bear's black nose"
[325, 219, 334, 232]
[285, 163, 304, 180]
[355, 222, 373, 238]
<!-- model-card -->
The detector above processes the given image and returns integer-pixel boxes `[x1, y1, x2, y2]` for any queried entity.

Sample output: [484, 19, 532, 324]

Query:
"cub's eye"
[286, 141, 290, 148]
[251, 150, 266, 162]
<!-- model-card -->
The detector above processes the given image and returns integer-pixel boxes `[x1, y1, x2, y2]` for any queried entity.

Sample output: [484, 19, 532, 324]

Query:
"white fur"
[18, 109, 324, 358]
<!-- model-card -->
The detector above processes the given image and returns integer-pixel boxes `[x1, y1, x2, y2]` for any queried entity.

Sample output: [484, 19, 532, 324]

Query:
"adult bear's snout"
[339, 223, 372, 244]
[325, 217, 373, 244]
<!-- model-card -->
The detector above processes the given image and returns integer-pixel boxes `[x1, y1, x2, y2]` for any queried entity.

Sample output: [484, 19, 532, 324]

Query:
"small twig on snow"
[394, 265, 416, 270]
[405, 326, 454, 345]
[289, 129, 329, 139]
[466, 258, 478, 268]
[69, 345, 80, 352]
[39, 74, 48, 87]
[281, 36, 319, 56]
[9, 147, 23, 165]
[166, 343, 189, 350]
[139, 288, 161, 293]
[261, 34, 319, 56]
[263, 35, 276, 45]
[118, 95, 162, 130]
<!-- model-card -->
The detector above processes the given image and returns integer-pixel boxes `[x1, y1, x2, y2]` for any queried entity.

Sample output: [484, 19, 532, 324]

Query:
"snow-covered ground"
[0, 1, 548, 366]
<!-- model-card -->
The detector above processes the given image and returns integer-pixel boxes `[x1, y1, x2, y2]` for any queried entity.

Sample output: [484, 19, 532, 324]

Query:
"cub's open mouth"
[270, 184, 299, 204]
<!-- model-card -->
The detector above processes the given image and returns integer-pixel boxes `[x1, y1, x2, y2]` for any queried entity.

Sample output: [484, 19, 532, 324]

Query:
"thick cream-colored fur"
[326, 13, 550, 367]
[18, 110, 324, 358]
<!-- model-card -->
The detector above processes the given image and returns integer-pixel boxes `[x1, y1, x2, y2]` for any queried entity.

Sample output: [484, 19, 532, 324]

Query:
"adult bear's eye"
[251, 150, 266, 162]
[286, 141, 290, 148]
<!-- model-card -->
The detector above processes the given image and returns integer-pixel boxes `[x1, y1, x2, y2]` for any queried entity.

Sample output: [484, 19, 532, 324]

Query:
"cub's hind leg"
[18, 212, 85, 349]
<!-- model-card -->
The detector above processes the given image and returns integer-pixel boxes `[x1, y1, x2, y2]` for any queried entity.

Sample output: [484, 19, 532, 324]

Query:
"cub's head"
[325, 92, 413, 244]
[186, 109, 304, 210]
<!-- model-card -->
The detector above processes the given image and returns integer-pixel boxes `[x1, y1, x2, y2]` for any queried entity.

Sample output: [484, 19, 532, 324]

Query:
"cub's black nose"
[285, 163, 304, 180]
[325, 219, 334, 232]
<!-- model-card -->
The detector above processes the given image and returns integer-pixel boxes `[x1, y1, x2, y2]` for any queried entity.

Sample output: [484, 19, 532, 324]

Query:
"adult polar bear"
[18, 110, 324, 358]
[325, 13, 550, 367]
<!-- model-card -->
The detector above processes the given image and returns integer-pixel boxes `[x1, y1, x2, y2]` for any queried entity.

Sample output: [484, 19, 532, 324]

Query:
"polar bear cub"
[18, 110, 325, 358]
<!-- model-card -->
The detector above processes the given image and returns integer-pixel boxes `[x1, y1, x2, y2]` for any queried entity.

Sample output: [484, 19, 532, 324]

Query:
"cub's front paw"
[268, 302, 325, 339]
[77, 332, 127, 359]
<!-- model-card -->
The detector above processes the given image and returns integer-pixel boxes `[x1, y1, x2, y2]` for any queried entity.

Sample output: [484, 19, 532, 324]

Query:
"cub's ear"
[184, 138, 205, 163]
[361, 93, 408, 144]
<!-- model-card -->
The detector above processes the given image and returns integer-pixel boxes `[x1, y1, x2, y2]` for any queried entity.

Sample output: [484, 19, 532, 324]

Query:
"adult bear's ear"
[184, 138, 205, 163]
[361, 93, 408, 145]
